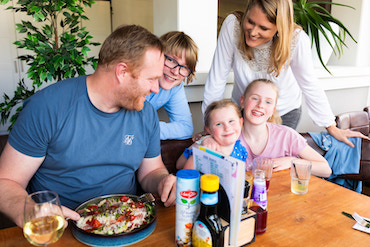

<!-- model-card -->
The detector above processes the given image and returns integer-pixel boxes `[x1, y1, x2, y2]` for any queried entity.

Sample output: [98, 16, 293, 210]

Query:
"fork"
[138, 193, 155, 203]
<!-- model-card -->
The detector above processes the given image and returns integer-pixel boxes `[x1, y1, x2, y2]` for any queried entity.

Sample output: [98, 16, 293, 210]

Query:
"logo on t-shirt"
[123, 135, 134, 145]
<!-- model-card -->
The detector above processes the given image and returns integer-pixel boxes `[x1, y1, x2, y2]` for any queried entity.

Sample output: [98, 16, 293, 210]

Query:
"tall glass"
[23, 191, 65, 246]
[290, 159, 312, 195]
[253, 158, 274, 191]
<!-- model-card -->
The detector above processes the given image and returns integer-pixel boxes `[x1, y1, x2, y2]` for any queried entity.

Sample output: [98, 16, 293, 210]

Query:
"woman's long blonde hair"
[234, 0, 300, 76]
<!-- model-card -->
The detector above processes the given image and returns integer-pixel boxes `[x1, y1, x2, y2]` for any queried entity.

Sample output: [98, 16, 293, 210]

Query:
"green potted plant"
[0, 0, 100, 131]
[293, 0, 357, 73]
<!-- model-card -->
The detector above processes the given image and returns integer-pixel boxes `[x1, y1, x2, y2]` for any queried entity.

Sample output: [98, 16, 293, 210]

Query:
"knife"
[342, 211, 370, 228]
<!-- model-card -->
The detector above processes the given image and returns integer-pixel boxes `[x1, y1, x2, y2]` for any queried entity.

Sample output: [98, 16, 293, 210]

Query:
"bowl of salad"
[71, 193, 156, 246]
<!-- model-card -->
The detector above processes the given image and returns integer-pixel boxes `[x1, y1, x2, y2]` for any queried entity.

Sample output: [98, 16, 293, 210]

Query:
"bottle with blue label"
[175, 169, 201, 246]
[192, 174, 224, 247]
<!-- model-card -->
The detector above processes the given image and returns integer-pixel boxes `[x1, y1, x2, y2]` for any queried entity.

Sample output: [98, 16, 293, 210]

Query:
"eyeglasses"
[164, 55, 192, 77]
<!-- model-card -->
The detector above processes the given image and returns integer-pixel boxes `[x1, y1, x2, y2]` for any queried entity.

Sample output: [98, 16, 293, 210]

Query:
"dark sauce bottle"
[192, 174, 224, 247]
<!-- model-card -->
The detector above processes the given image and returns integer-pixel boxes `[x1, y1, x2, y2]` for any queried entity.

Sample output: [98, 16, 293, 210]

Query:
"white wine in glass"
[23, 191, 65, 246]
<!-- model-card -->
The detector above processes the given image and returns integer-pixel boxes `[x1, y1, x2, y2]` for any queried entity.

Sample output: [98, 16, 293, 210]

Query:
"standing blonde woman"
[202, 0, 366, 147]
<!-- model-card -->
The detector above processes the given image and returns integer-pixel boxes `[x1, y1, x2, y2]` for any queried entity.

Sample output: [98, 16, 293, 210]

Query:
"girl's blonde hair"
[243, 79, 282, 124]
[233, 0, 300, 76]
[204, 99, 242, 128]
[159, 31, 198, 83]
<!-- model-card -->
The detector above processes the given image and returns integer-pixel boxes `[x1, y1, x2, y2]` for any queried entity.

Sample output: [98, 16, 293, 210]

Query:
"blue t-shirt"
[9, 76, 160, 209]
[146, 83, 193, 140]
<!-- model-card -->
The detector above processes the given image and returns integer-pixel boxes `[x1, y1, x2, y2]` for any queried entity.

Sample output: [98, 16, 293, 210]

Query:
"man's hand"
[138, 156, 177, 207]
[61, 205, 80, 228]
[327, 124, 369, 148]
[192, 130, 208, 142]
[157, 174, 176, 207]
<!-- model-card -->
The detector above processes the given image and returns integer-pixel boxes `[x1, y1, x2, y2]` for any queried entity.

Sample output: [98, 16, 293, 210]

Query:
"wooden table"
[1, 170, 369, 247]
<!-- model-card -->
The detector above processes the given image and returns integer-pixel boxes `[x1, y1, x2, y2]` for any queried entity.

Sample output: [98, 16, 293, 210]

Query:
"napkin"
[352, 215, 370, 234]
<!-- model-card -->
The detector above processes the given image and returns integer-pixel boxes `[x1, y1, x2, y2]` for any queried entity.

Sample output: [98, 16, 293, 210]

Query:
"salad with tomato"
[75, 195, 155, 235]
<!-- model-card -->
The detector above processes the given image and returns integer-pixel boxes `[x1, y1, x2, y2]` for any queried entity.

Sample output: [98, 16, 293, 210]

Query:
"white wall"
[0, 1, 18, 100]
[82, 1, 112, 75]
[296, 66, 370, 133]
[328, 0, 370, 67]
[0, 1, 18, 133]
[112, 0, 153, 32]
[153, 0, 218, 134]
[298, 0, 370, 132]
[153, 0, 218, 74]
[356, 1, 370, 66]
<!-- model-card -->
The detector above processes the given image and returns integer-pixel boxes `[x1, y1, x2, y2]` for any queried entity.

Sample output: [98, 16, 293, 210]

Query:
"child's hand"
[202, 136, 222, 152]
[271, 157, 293, 172]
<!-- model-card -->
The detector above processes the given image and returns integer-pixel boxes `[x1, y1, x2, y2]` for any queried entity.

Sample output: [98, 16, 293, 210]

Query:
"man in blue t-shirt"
[0, 25, 176, 227]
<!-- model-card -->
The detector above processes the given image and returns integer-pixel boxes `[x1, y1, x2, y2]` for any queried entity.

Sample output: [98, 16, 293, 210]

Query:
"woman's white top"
[202, 14, 335, 127]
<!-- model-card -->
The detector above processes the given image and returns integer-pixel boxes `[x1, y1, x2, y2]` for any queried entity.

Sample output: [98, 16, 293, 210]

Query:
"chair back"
[335, 111, 369, 136]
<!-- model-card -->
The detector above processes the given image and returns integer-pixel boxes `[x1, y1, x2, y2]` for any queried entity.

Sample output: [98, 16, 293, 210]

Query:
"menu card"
[193, 146, 245, 246]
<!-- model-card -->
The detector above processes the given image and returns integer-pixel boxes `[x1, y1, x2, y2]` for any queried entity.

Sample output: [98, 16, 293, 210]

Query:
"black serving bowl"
[71, 194, 157, 247]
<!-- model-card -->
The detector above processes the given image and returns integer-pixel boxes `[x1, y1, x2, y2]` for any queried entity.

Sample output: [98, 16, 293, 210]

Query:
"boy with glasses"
[147, 31, 198, 140]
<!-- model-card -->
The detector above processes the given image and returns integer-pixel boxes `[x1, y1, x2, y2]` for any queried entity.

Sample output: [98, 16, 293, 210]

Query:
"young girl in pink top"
[204, 79, 332, 178]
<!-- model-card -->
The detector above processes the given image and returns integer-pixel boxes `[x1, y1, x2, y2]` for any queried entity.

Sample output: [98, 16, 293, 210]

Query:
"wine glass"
[23, 191, 65, 246]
